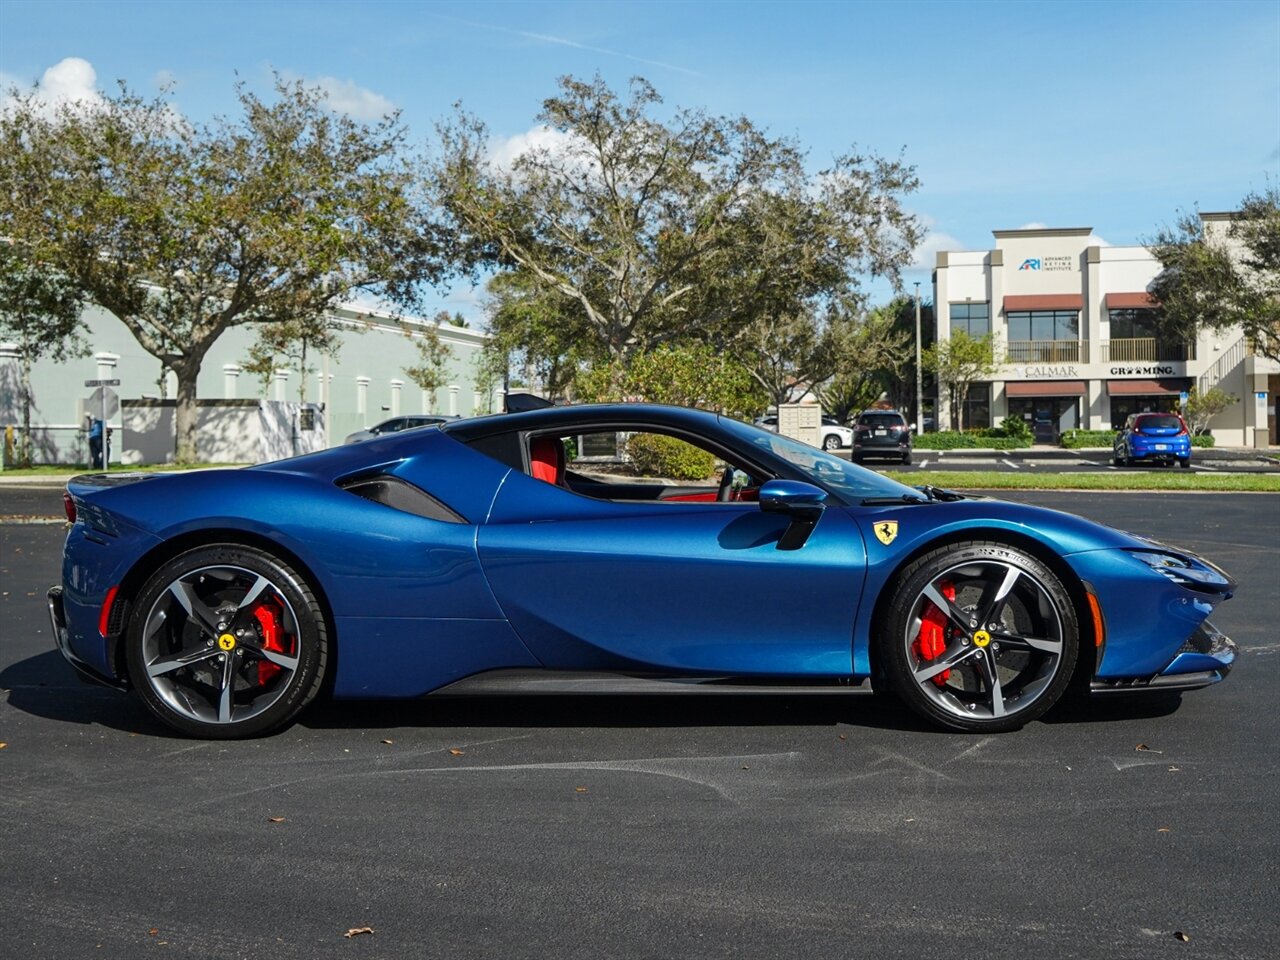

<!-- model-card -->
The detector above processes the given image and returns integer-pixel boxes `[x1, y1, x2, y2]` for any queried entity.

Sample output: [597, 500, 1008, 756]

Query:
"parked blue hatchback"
[1113, 412, 1192, 468]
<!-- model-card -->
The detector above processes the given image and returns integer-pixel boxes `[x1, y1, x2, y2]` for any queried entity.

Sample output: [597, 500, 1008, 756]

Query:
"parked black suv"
[852, 410, 912, 464]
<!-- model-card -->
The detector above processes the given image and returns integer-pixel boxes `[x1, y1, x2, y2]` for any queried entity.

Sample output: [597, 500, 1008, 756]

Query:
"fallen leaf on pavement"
[1135, 743, 1163, 754]
[1174, 931, 1190, 942]
[0, 743, 7, 749]
[1156, 827, 1171, 833]
[267, 817, 285, 823]
[149, 928, 159, 936]
[449, 748, 464, 756]
[343, 927, 374, 939]
[574, 786, 588, 793]
[381, 739, 393, 745]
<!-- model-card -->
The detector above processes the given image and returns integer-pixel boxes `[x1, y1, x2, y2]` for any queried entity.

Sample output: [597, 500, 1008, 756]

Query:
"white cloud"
[1016, 221, 1049, 231]
[486, 123, 589, 172]
[311, 76, 394, 120]
[153, 69, 178, 91]
[907, 212, 963, 269]
[2, 56, 102, 116]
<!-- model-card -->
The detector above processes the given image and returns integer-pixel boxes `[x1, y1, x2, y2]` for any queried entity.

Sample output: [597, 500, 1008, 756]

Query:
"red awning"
[1004, 294, 1083, 311]
[1107, 378, 1190, 396]
[1005, 381, 1087, 397]
[1105, 292, 1158, 309]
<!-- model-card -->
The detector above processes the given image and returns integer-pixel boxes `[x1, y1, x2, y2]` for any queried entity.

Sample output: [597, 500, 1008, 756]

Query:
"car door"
[476, 468, 867, 677]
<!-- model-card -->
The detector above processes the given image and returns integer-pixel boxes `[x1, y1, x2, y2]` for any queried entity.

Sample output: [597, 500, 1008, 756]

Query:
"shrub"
[625, 433, 716, 480]
[913, 432, 1027, 450]
[1192, 435, 1215, 448]
[1059, 429, 1117, 449]
[995, 416, 1034, 442]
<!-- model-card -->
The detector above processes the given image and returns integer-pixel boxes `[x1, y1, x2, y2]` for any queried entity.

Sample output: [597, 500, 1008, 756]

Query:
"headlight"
[1128, 550, 1234, 594]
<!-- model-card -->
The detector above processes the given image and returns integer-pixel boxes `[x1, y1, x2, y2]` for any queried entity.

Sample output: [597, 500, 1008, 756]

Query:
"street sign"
[86, 387, 120, 420]
[84, 378, 121, 388]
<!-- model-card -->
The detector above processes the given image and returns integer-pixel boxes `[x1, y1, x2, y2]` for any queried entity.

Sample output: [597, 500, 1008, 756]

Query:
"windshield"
[718, 417, 924, 503]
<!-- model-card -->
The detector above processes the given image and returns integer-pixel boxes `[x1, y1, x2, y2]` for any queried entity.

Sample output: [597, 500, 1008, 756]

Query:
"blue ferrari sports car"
[48, 403, 1237, 738]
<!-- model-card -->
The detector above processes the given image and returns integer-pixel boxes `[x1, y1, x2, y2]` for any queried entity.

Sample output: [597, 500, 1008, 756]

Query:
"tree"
[574, 343, 763, 419]
[470, 340, 507, 414]
[811, 300, 913, 423]
[1183, 385, 1238, 436]
[432, 74, 921, 363]
[243, 314, 346, 404]
[401, 321, 452, 408]
[0, 77, 439, 462]
[1147, 188, 1280, 363]
[0, 245, 86, 467]
[483, 270, 596, 401]
[924, 331, 997, 431]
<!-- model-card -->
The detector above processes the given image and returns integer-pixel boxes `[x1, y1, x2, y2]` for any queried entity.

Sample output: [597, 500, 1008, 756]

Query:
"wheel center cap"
[972, 629, 991, 648]
[217, 633, 237, 651]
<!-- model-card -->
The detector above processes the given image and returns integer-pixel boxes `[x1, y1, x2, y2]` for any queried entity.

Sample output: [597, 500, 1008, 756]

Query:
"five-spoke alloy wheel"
[125, 545, 328, 738]
[881, 541, 1079, 732]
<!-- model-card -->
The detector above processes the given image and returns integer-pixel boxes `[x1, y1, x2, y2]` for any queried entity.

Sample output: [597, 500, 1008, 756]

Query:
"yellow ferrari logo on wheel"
[973, 630, 991, 648]
[874, 520, 899, 545]
[217, 633, 237, 651]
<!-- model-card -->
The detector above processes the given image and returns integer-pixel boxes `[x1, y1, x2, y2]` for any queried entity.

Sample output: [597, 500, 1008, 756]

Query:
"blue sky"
[3, 0, 1277, 320]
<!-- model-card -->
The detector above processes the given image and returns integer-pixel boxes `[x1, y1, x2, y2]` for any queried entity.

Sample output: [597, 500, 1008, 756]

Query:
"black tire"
[1112, 450, 1124, 467]
[125, 544, 328, 738]
[1179, 458, 1191, 470]
[878, 541, 1079, 733]
[851, 453, 864, 464]
[823, 435, 841, 451]
[901, 452, 912, 465]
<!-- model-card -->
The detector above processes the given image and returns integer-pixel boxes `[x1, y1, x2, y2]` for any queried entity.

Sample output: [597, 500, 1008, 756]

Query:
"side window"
[524, 428, 765, 503]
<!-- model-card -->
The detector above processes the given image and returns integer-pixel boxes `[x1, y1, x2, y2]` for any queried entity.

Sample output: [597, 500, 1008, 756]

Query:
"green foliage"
[807, 300, 913, 422]
[923, 331, 998, 431]
[1147, 188, 1280, 363]
[401, 322, 453, 400]
[1191, 434, 1216, 448]
[996, 415, 1034, 442]
[1183, 386, 1238, 435]
[432, 73, 922, 363]
[624, 433, 717, 481]
[0, 76, 437, 462]
[913, 432, 1028, 450]
[1059, 429, 1118, 449]
[576, 344, 764, 418]
[0, 245, 86, 467]
[484, 270, 595, 401]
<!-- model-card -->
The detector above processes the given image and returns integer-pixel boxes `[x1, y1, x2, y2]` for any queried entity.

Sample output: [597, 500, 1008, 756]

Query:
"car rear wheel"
[823, 435, 841, 451]
[879, 541, 1079, 732]
[901, 452, 912, 465]
[1179, 458, 1191, 469]
[125, 544, 328, 739]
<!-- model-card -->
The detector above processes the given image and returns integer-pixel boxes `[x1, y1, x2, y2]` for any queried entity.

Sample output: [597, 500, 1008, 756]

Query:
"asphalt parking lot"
[1, 486, 1277, 959]
[845, 446, 1280, 475]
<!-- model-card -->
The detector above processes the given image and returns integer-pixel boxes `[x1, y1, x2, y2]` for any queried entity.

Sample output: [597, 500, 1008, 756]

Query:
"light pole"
[914, 281, 923, 433]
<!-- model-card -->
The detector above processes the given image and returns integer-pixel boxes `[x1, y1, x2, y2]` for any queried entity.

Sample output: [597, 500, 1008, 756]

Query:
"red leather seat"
[530, 436, 565, 485]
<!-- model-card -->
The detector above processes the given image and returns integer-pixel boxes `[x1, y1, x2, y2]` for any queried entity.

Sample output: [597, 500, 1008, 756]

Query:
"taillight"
[63, 492, 76, 523]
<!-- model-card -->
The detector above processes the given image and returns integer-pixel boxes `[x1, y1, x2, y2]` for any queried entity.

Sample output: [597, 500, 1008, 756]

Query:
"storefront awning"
[1107, 378, 1190, 396]
[1104, 292, 1158, 310]
[1003, 294, 1083, 311]
[1006, 381, 1087, 397]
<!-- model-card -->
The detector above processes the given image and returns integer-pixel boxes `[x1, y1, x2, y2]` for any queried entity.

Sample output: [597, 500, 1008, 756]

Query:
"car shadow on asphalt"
[1, 650, 1186, 738]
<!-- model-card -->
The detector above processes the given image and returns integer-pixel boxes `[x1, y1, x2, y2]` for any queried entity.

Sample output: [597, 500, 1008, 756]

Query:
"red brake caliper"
[252, 601, 287, 686]
[913, 580, 955, 687]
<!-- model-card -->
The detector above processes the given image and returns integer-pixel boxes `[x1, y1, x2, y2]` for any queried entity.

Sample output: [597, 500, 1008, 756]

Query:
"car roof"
[445, 402, 725, 442]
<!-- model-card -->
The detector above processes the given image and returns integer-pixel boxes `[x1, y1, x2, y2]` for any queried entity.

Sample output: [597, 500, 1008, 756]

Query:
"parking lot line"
[1000, 459, 1020, 470]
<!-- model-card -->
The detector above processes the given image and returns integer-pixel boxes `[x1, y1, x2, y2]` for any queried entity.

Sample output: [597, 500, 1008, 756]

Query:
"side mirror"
[759, 480, 826, 550]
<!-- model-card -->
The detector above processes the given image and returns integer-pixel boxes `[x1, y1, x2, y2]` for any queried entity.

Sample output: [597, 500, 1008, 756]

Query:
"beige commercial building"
[932, 218, 1277, 447]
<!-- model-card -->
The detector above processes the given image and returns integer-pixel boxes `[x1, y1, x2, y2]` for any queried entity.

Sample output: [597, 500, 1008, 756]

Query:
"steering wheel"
[717, 467, 736, 502]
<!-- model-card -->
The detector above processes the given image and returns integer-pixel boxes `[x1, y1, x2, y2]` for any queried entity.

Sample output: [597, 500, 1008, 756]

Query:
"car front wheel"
[823, 435, 841, 451]
[125, 544, 329, 738]
[879, 541, 1079, 732]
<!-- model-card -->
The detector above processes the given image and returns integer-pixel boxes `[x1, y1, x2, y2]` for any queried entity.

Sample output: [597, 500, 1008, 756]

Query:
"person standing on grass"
[87, 415, 104, 469]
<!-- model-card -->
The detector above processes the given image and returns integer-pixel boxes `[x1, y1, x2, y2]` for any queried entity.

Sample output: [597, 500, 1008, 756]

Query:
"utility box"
[777, 404, 821, 448]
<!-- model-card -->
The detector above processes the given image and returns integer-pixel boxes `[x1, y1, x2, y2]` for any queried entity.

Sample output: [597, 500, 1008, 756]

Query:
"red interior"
[530, 437, 565, 485]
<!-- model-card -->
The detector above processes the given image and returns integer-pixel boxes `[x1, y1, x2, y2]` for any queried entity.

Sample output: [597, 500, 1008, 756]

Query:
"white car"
[753, 414, 853, 451]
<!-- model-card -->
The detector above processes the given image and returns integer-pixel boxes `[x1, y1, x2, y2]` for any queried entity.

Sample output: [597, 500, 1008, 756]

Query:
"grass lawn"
[882, 470, 1280, 493]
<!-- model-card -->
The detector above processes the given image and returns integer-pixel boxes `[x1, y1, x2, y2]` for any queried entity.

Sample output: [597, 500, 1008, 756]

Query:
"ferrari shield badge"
[874, 520, 899, 545]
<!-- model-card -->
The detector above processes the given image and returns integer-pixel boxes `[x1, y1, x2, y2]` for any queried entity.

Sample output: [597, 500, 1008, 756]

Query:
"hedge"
[1059, 429, 1116, 449]
[1192, 435, 1216, 448]
[625, 433, 717, 480]
[913, 429, 1032, 451]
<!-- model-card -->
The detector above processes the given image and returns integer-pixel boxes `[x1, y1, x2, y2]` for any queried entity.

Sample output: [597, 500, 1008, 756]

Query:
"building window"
[1006, 310, 1081, 362]
[949, 302, 990, 338]
[960, 383, 991, 430]
[1108, 308, 1157, 340]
